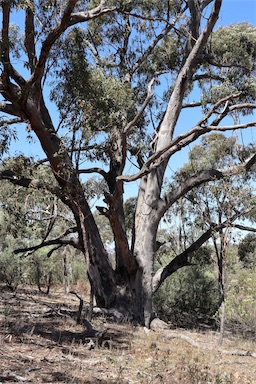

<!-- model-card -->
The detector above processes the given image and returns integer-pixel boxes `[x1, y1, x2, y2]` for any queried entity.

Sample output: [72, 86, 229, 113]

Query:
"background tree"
[238, 233, 256, 269]
[0, 0, 256, 327]
[0, 155, 90, 290]
[172, 133, 256, 337]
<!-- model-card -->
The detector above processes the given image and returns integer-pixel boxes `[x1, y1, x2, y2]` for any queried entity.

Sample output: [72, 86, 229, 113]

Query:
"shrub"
[0, 249, 22, 290]
[238, 233, 256, 269]
[225, 270, 256, 337]
[153, 264, 220, 327]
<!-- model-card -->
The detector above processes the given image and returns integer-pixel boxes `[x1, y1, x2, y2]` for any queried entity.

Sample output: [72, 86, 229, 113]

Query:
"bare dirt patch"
[0, 285, 256, 383]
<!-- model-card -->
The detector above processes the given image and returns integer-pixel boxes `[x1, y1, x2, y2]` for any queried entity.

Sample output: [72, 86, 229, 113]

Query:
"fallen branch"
[68, 291, 107, 341]
[5, 372, 27, 382]
[163, 331, 256, 358]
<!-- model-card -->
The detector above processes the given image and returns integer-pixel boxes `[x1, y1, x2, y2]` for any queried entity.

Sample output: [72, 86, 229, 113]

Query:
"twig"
[69, 291, 84, 324]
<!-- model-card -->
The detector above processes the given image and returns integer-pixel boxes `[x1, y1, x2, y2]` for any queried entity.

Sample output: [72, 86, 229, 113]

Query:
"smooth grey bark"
[133, 0, 223, 326]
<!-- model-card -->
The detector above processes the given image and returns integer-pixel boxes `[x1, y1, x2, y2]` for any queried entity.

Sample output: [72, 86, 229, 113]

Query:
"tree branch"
[186, 0, 200, 55]
[119, 14, 131, 68]
[152, 208, 251, 292]
[0, 117, 22, 126]
[159, 152, 256, 215]
[118, 10, 179, 25]
[160, 169, 223, 211]
[152, 225, 217, 292]
[14, 225, 79, 255]
[117, 108, 255, 184]
[204, 56, 251, 72]
[28, 0, 79, 85]
[25, 3, 37, 71]
[14, 236, 81, 255]
[116, 1, 222, 208]
[192, 73, 225, 82]
[182, 101, 202, 109]
[156, 0, 222, 144]
[42, 196, 58, 242]
[229, 103, 256, 113]
[232, 224, 256, 232]
[197, 92, 244, 126]
[70, 1, 116, 25]
[129, 7, 185, 77]
[0, 172, 62, 198]
[124, 77, 155, 134]
[207, 121, 256, 131]
[1, 1, 26, 87]
[78, 167, 108, 179]
[201, 0, 215, 8]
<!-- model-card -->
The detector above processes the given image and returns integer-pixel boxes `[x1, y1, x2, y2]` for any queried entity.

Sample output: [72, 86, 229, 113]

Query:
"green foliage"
[94, 212, 114, 251]
[0, 20, 21, 60]
[123, 197, 137, 234]
[86, 0, 182, 58]
[0, 156, 77, 290]
[238, 233, 256, 268]
[71, 259, 88, 285]
[202, 23, 256, 108]
[173, 133, 255, 241]
[51, 27, 142, 163]
[182, 133, 238, 172]
[83, 177, 107, 201]
[28, 249, 62, 290]
[0, 189, 27, 239]
[78, 69, 135, 132]
[139, 32, 180, 74]
[154, 266, 220, 327]
[52, 29, 136, 127]
[0, 235, 23, 290]
[1, 155, 33, 178]
[211, 23, 256, 75]
[225, 270, 256, 336]
[154, 248, 220, 327]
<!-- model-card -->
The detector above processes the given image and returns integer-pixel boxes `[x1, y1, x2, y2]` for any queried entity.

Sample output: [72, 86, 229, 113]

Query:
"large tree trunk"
[131, 0, 222, 326]
[25, 91, 117, 308]
[132, 173, 161, 326]
[107, 129, 137, 277]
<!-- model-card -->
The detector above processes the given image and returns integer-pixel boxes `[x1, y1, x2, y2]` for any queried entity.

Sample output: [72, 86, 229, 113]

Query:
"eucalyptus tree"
[0, 0, 256, 326]
[0, 155, 79, 289]
[238, 233, 256, 269]
[172, 133, 256, 340]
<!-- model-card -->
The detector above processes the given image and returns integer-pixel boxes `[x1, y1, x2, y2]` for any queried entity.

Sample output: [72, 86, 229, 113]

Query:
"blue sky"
[218, 0, 256, 26]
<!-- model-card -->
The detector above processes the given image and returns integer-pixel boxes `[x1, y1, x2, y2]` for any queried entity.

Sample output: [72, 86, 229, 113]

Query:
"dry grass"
[0, 285, 256, 383]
